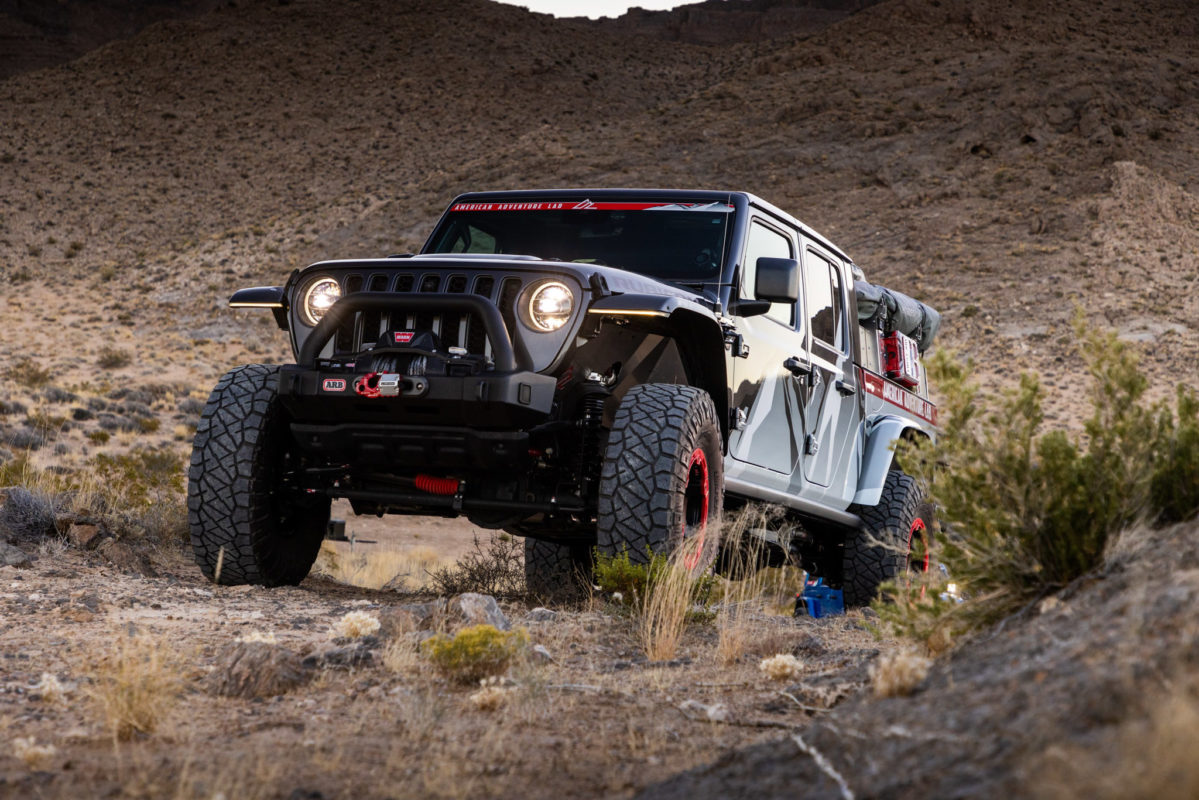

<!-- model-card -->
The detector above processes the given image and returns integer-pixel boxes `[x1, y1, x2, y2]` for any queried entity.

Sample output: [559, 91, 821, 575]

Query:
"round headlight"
[525, 281, 573, 332]
[301, 277, 341, 326]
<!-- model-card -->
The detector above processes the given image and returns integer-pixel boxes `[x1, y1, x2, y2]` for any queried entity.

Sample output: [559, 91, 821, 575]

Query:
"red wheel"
[598, 384, 724, 571]
[682, 448, 710, 569]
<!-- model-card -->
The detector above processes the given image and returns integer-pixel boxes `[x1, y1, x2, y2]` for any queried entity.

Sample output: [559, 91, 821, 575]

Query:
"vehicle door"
[797, 243, 861, 503]
[727, 218, 808, 478]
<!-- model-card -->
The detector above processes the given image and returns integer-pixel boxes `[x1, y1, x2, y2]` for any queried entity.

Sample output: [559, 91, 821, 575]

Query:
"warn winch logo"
[394, 331, 415, 344]
[322, 378, 347, 392]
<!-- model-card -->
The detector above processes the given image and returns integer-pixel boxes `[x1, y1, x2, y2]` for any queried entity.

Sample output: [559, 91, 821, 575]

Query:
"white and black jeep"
[187, 190, 941, 604]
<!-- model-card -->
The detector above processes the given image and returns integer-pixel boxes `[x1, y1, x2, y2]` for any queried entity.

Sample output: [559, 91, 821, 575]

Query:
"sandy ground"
[0, 544, 883, 800]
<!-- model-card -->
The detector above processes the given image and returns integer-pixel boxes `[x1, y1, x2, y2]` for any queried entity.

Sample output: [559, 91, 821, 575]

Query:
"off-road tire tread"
[524, 538, 592, 603]
[597, 383, 723, 565]
[187, 364, 328, 586]
[843, 469, 923, 606]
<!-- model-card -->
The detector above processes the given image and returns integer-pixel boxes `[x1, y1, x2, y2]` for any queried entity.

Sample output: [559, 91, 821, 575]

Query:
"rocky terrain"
[0, 0, 1197, 797]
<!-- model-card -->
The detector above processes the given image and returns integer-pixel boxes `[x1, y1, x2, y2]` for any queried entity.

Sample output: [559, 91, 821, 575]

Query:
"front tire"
[841, 469, 933, 606]
[523, 538, 593, 603]
[187, 364, 330, 586]
[597, 384, 723, 570]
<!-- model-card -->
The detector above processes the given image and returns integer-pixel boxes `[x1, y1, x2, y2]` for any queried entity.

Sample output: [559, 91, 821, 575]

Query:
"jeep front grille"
[329, 269, 526, 361]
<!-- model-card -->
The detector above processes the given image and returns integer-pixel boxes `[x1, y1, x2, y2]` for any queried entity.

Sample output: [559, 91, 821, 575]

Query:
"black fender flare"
[586, 294, 730, 444]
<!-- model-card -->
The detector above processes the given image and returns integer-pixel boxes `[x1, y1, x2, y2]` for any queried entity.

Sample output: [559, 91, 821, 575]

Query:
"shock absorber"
[577, 392, 606, 491]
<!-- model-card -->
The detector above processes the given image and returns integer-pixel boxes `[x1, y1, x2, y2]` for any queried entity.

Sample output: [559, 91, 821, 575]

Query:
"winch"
[352, 329, 490, 399]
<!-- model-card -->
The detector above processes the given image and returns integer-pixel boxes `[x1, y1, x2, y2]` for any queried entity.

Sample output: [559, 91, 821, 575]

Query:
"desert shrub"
[759, 653, 803, 682]
[3, 427, 44, 451]
[593, 547, 717, 611]
[3, 358, 52, 388]
[421, 624, 527, 684]
[0, 399, 28, 416]
[331, 610, 381, 639]
[39, 386, 78, 404]
[88, 448, 187, 546]
[870, 650, 932, 698]
[593, 548, 658, 606]
[90, 448, 184, 508]
[0, 486, 60, 541]
[96, 347, 132, 369]
[428, 534, 525, 597]
[877, 320, 1199, 644]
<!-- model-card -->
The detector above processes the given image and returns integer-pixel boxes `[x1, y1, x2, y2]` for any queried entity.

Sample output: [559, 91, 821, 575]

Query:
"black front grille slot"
[326, 267, 525, 360]
[467, 276, 496, 355]
[440, 275, 469, 347]
[415, 274, 441, 333]
[498, 277, 522, 340]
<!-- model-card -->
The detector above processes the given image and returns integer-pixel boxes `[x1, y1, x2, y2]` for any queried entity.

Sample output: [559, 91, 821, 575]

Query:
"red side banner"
[860, 369, 937, 425]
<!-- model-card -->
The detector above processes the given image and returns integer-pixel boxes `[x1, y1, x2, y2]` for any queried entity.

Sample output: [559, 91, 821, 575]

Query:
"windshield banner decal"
[450, 201, 733, 213]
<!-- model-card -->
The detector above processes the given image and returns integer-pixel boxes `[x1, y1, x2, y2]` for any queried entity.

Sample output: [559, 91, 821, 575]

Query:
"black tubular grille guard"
[298, 292, 525, 371]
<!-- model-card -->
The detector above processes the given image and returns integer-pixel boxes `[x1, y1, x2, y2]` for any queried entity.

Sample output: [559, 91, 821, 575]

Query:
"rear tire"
[842, 469, 933, 606]
[187, 364, 330, 586]
[523, 538, 593, 603]
[597, 384, 723, 570]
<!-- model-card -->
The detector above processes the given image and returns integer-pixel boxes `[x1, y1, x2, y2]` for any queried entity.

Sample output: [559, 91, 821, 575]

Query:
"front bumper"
[278, 290, 557, 467]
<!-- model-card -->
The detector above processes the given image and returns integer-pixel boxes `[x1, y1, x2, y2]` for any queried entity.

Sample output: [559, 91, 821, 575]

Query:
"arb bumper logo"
[322, 378, 347, 392]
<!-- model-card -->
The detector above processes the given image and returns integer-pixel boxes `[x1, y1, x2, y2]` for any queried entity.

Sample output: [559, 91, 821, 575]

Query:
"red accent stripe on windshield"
[450, 201, 732, 212]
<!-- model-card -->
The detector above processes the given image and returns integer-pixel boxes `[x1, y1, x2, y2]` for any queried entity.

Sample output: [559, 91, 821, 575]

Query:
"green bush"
[878, 319, 1199, 642]
[421, 624, 527, 684]
[593, 548, 716, 614]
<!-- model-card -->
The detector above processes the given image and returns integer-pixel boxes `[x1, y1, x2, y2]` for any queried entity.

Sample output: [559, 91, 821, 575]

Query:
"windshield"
[424, 200, 734, 282]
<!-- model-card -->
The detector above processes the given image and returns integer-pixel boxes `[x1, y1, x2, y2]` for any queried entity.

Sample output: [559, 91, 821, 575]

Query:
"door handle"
[783, 357, 811, 378]
[835, 379, 856, 397]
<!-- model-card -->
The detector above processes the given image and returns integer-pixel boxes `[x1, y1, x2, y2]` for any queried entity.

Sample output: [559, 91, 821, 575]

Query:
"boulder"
[526, 607, 558, 623]
[449, 593, 511, 631]
[0, 541, 32, 568]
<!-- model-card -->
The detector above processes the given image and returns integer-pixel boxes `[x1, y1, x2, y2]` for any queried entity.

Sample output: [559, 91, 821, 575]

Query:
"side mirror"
[755, 257, 800, 303]
[726, 298, 771, 317]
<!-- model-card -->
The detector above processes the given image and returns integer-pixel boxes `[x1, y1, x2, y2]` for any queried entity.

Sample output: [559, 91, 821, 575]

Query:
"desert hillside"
[0, 0, 1197, 797]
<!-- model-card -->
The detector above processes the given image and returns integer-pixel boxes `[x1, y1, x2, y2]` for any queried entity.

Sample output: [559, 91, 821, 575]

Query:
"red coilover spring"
[414, 475, 459, 496]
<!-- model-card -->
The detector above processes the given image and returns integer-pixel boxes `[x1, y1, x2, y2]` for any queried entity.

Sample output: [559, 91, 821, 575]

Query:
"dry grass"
[85, 631, 185, 741]
[313, 542, 446, 591]
[639, 539, 704, 662]
[870, 650, 932, 698]
[382, 635, 423, 676]
[713, 504, 798, 664]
